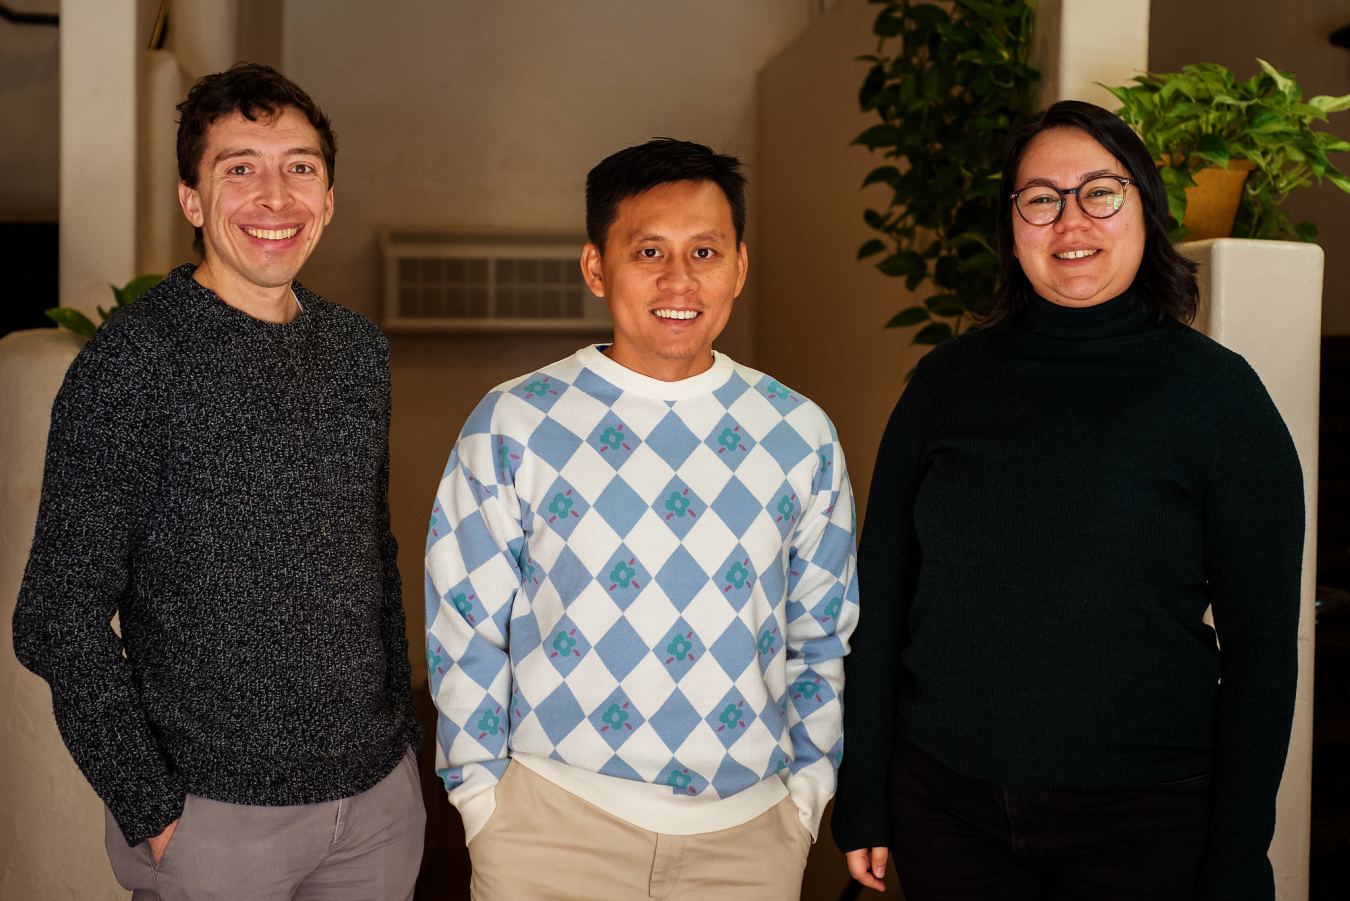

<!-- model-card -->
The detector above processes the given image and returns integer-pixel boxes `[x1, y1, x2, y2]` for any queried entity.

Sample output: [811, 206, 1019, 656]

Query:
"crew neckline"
[1014, 286, 1163, 341]
[577, 344, 734, 401]
[177, 264, 310, 329]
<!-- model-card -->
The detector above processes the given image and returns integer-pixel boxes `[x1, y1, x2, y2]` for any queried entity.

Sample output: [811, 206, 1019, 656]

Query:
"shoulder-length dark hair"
[982, 100, 1198, 328]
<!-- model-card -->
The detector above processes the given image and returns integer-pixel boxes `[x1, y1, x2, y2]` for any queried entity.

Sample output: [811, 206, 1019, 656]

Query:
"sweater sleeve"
[781, 426, 860, 841]
[371, 338, 423, 755]
[11, 328, 186, 848]
[1195, 373, 1304, 901]
[424, 394, 523, 843]
[830, 367, 930, 854]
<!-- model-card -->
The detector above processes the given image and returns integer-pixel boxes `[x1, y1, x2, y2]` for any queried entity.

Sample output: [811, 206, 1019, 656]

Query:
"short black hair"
[585, 138, 747, 251]
[176, 63, 336, 254]
[984, 100, 1198, 328]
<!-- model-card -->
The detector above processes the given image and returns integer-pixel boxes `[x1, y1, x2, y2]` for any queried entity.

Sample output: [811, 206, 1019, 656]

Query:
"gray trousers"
[105, 750, 426, 901]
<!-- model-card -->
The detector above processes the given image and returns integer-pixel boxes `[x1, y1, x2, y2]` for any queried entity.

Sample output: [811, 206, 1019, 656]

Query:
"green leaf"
[1327, 172, 1350, 194]
[852, 124, 903, 149]
[1195, 133, 1230, 166]
[862, 165, 902, 188]
[924, 293, 966, 316]
[885, 306, 932, 328]
[878, 250, 926, 278]
[1256, 59, 1296, 98]
[963, 251, 998, 271]
[45, 307, 97, 337]
[1250, 109, 1290, 133]
[1294, 220, 1319, 242]
[857, 239, 887, 260]
[912, 321, 954, 345]
[1309, 93, 1350, 115]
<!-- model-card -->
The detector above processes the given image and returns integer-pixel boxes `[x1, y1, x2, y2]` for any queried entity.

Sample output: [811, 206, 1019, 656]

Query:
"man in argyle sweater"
[426, 139, 858, 900]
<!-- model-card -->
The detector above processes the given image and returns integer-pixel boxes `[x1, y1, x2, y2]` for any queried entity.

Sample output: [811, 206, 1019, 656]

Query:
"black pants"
[887, 737, 1212, 901]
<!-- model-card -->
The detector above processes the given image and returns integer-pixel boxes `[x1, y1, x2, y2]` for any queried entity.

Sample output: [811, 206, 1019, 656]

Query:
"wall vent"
[381, 231, 610, 333]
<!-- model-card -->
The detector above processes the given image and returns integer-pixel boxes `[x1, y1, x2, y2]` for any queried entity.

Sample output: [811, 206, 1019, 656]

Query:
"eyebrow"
[213, 147, 323, 165]
[1020, 168, 1121, 189]
[632, 230, 727, 243]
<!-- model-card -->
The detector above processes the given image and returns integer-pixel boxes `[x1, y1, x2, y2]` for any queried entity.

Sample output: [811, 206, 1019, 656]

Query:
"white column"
[1032, 0, 1150, 110]
[1182, 238, 1322, 901]
[60, 0, 138, 318]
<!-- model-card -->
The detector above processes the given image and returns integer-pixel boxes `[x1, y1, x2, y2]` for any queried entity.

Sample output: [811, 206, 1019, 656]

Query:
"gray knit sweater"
[13, 265, 422, 847]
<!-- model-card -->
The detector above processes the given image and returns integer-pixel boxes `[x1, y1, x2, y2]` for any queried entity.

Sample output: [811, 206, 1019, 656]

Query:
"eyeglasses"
[1010, 176, 1132, 226]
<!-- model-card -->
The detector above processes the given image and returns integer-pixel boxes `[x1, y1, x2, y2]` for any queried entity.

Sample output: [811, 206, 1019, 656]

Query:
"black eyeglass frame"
[1009, 175, 1133, 226]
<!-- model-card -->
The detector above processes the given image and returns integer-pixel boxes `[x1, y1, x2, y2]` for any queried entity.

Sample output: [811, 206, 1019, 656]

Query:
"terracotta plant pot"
[1157, 156, 1258, 241]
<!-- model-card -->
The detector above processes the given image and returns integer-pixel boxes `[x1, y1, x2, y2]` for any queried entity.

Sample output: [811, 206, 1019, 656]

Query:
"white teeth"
[245, 227, 299, 240]
[1055, 249, 1098, 259]
[654, 309, 698, 320]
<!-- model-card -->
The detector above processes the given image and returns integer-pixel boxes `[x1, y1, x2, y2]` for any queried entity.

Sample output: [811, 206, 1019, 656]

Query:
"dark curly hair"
[176, 63, 336, 253]
[983, 100, 1198, 328]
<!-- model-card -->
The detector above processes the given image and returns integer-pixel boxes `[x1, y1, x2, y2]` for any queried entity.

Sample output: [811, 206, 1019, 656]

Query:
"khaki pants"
[104, 749, 425, 901]
[469, 762, 812, 901]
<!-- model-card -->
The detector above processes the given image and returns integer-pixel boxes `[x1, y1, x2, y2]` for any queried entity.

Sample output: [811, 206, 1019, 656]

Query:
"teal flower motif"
[665, 491, 691, 517]
[666, 633, 694, 661]
[822, 596, 842, 620]
[548, 492, 574, 518]
[600, 426, 624, 450]
[795, 680, 822, 700]
[776, 495, 795, 519]
[725, 560, 750, 590]
[476, 708, 501, 736]
[551, 630, 577, 657]
[666, 768, 693, 791]
[520, 560, 536, 582]
[717, 703, 745, 730]
[717, 427, 740, 451]
[599, 703, 629, 730]
[523, 379, 549, 396]
[758, 628, 777, 655]
[452, 592, 472, 615]
[498, 443, 511, 471]
[427, 646, 443, 673]
[609, 560, 636, 588]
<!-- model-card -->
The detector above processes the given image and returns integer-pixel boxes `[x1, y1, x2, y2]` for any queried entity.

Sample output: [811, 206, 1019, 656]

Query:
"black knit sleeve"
[1195, 367, 1304, 901]
[11, 326, 185, 847]
[371, 336, 423, 753]
[830, 362, 932, 853]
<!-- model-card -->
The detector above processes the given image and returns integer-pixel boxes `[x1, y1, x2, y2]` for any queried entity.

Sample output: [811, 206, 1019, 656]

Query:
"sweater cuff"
[111, 776, 187, 848]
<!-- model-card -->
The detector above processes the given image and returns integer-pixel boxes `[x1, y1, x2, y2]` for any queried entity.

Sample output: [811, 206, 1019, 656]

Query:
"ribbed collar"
[576, 344, 735, 401]
[1014, 286, 1161, 341]
[173, 264, 312, 332]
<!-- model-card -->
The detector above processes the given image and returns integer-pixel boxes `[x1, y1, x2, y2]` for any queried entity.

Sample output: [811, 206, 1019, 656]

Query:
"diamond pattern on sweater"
[649, 689, 701, 750]
[661, 757, 708, 796]
[467, 694, 508, 753]
[590, 688, 645, 751]
[706, 687, 752, 748]
[713, 545, 757, 611]
[594, 617, 647, 681]
[595, 544, 650, 610]
[762, 420, 814, 474]
[653, 476, 704, 539]
[493, 435, 525, 482]
[711, 476, 760, 536]
[755, 615, 784, 667]
[546, 545, 592, 608]
[535, 683, 586, 745]
[540, 478, 588, 539]
[656, 617, 705, 682]
[712, 371, 752, 408]
[570, 367, 622, 407]
[709, 617, 757, 680]
[767, 480, 800, 540]
[654, 546, 708, 611]
[593, 477, 646, 538]
[712, 755, 760, 797]
[755, 374, 803, 413]
[511, 373, 568, 412]
[704, 414, 757, 471]
[645, 412, 701, 469]
[543, 614, 590, 676]
[529, 416, 584, 472]
[588, 414, 642, 470]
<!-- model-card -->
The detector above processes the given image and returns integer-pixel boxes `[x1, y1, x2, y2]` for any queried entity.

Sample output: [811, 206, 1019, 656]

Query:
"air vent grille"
[381, 232, 608, 333]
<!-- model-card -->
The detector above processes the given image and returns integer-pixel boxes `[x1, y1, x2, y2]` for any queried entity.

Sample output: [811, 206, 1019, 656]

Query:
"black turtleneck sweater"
[831, 290, 1304, 900]
[13, 266, 422, 847]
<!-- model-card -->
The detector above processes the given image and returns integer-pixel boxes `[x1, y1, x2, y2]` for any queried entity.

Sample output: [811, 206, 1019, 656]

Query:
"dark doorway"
[1, 222, 58, 339]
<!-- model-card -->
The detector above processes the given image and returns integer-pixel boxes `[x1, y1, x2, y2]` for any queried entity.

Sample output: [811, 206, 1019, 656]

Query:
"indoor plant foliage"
[854, 0, 1037, 360]
[1107, 60, 1350, 242]
[46, 274, 164, 338]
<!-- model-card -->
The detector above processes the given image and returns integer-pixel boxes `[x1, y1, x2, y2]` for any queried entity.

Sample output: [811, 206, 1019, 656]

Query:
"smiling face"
[1012, 126, 1145, 307]
[581, 179, 747, 382]
[178, 107, 333, 307]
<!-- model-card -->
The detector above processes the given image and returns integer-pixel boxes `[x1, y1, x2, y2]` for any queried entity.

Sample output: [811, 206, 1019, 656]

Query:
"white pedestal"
[0, 328, 128, 900]
[1180, 238, 1323, 901]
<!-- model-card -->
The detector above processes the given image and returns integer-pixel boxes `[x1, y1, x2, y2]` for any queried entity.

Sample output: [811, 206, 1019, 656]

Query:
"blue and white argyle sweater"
[426, 345, 859, 843]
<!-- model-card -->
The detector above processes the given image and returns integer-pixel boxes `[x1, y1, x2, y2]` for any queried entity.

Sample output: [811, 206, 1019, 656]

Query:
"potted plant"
[852, 0, 1037, 372]
[46, 274, 164, 338]
[1105, 60, 1350, 242]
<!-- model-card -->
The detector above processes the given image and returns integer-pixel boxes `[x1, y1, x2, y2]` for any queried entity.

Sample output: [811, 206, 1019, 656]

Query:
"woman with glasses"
[831, 100, 1303, 901]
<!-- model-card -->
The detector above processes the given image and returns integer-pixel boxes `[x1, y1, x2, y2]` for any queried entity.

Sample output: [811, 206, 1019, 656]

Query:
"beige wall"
[280, 0, 816, 680]
[0, 1, 59, 222]
[1149, 1, 1350, 334]
[755, 0, 929, 529]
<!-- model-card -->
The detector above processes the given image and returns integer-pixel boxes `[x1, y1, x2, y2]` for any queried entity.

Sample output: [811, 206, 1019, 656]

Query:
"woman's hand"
[845, 846, 889, 892]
